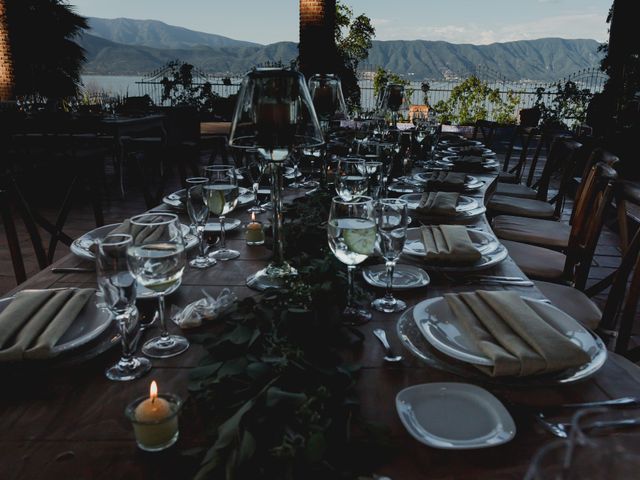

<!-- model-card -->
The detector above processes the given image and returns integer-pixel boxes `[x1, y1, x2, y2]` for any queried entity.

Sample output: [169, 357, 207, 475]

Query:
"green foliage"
[189, 191, 389, 480]
[6, 0, 87, 99]
[334, 1, 376, 111]
[433, 76, 519, 125]
[533, 80, 593, 130]
[160, 62, 219, 111]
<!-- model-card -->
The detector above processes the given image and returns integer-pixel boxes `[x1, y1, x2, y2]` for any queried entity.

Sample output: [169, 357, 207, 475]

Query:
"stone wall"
[0, 0, 14, 101]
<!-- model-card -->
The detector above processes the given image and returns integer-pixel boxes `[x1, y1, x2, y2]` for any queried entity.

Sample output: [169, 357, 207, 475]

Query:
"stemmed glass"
[127, 213, 189, 358]
[97, 233, 151, 381]
[336, 157, 368, 202]
[228, 67, 324, 290]
[243, 149, 267, 213]
[308, 73, 349, 134]
[372, 199, 408, 313]
[204, 165, 240, 261]
[381, 83, 405, 129]
[186, 177, 216, 269]
[328, 196, 377, 325]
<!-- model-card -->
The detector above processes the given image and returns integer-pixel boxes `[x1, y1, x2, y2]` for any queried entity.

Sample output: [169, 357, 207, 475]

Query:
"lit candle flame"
[251, 212, 256, 222]
[150, 380, 158, 403]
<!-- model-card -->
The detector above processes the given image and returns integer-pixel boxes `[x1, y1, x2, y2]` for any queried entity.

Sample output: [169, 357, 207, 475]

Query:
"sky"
[69, 0, 612, 45]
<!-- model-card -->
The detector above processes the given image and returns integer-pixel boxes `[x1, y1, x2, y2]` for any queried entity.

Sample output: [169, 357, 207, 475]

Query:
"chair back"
[472, 120, 499, 150]
[571, 148, 620, 224]
[564, 162, 618, 290]
[533, 137, 582, 205]
[596, 223, 640, 357]
[502, 126, 541, 184]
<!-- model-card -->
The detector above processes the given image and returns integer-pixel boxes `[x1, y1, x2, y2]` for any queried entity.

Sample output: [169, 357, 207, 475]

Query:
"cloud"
[374, 13, 608, 44]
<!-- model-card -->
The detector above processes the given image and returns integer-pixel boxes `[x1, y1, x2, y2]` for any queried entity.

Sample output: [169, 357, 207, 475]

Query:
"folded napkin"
[426, 172, 467, 191]
[0, 289, 94, 361]
[457, 146, 486, 156]
[110, 217, 167, 244]
[443, 291, 591, 377]
[420, 225, 482, 264]
[416, 192, 460, 216]
[452, 155, 486, 173]
[171, 288, 238, 329]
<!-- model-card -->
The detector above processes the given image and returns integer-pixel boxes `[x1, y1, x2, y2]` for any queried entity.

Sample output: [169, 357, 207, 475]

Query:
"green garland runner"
[188, 191, 391, 480]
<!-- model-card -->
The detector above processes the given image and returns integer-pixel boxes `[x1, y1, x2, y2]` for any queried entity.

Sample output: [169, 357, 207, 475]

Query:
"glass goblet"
[204, 165, 240, 261]
[98, 233, 151, 381]
[127, 213, 189, 358]
[186, 178, 216, 269]
[328, 196, 376, 325]
[372, 199, 408, 313]
[335, 157, 368, 202]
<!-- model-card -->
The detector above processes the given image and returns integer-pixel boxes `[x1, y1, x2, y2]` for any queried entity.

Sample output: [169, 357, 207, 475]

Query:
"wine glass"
[186, 177, 216, 269]
[372, 199, 408, 313]
[381, 83, 405, 129]
[97, 233, 151, 381]
[228, 67, 324, 291]
[336, 157, 368, 202]
[204, 165, 240, 261]
[328, 196, 376, 325]
[127, 213, 189, 358]
[243, 149, 268, 213]
[308, 73, 349, 134]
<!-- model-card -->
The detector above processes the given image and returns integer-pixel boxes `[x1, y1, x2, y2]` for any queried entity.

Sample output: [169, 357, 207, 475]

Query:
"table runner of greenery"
[188, 190, 391, 479]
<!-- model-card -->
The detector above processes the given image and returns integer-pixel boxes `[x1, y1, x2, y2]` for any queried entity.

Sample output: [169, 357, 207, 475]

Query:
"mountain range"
[79, 17, 603, 81]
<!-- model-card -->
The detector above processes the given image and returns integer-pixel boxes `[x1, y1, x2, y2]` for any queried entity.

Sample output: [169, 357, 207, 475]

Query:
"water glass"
[186, 178, 216, 269]
[372, 199, 408, 313]
[244, 150, 267, 213]
[328, 196, 376, 325]
[335, 157, 368, 202]
[127, 213, 189, 358]
[204, 165, 240, 261]
[97, 233, 151, 381]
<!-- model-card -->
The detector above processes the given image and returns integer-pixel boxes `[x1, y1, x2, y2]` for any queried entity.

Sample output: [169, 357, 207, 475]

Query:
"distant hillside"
[79, 18, 603, 81]
[87, 17, 259, 50]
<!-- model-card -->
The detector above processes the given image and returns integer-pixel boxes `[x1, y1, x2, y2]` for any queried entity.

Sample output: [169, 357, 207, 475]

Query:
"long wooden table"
[2, 172, 640, 480]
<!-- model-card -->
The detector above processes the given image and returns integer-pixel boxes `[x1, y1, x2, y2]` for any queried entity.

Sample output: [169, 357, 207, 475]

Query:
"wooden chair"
[471, 120, 499, 150]
[500, 162, 617, 289]
[492, 148, 619, 250]
[498, 126, 541, 184]
[1, 135, 105, 285]
[488, 138, 582, 220]
[536, 221, 640, 357]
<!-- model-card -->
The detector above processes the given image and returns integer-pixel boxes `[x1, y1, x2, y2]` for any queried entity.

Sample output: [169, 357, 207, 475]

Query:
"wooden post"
[299, 0, 338, 77]
[0, 0, 14, 101]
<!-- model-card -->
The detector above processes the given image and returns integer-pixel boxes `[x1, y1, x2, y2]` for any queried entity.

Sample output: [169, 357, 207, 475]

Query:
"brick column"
[0, 0, 14, 101]
[299, 0, 337, 77]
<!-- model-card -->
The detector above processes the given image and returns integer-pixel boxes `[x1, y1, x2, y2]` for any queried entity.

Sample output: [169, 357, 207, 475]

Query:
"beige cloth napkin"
[110, 217, 166, 244]
[427, 172, 466, 191]
[443, 291, 591, 377]
[420, 225, 482, 264]
[0, 289, 94, 361]
[416, 192, 459, 216]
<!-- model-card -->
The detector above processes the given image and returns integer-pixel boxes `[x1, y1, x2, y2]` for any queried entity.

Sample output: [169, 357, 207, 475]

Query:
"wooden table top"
[2, 172, 640, 480]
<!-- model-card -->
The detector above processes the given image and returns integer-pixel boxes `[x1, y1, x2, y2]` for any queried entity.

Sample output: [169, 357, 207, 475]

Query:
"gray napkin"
[0, 289, 94, 361]
[443, 291, 591, 377]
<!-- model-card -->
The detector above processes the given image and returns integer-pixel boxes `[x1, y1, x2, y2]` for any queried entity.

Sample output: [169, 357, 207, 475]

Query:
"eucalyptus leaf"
[305, 432, 327, 463]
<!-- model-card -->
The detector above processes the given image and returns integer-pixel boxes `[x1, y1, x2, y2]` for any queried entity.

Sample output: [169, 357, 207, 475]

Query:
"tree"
[5, 0, 87, 99]
[334, 1, 375, 111]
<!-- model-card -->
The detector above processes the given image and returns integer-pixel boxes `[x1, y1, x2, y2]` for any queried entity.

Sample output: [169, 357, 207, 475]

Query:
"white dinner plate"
[0, 290, 111, 358]
[447, 146, 495, 157]
[162, 187, 253, 209]
[412, 296, 601, 367]
[396, 383, 516, 449]
[412, 173, 485, 191]
[71, 223, 198, 261]
[398, 194, 479, 212]
[362, 264, 430, 290]
[204, 217, 242, 232]
[403, 227, 499, 258]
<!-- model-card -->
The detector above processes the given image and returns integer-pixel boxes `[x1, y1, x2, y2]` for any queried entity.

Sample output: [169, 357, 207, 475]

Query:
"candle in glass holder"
[313, 84, 336, 118]
[246, 212, 265, 245]
[125, 381, 181, 452]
